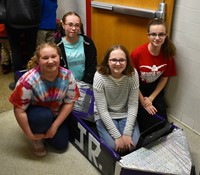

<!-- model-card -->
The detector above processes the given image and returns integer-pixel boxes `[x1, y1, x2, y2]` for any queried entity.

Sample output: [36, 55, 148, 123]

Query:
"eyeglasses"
[109, 58, 127, 64]
[148, 32, 166, 38]
[64, 22, 80, 29]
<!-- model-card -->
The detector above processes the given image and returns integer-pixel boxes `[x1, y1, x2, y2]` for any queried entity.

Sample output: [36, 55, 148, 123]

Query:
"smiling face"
[108, 49, 127, 79]
[62, 14, 81, 39]
[38, 46, 60, 75]
[148, 24, 167, 48]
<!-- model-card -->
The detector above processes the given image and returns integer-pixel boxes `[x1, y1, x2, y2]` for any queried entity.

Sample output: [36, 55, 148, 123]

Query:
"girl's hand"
[115, 137, 126, 154]
[144, 105, 157, 115]
[30, 134, 45, 140]
[143, 97, 153, 107]
[122, 135, 134, 151]
[44, 125, 58, 139]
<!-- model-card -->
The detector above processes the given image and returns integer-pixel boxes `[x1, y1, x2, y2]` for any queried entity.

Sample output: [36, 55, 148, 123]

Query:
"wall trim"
[86, 0, 91, 37]
[168, 114, 200, 136]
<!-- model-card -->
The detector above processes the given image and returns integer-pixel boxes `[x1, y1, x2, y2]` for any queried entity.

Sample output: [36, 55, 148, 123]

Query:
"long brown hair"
[147, 19, 176, 58]
[97, 44, 133, 76]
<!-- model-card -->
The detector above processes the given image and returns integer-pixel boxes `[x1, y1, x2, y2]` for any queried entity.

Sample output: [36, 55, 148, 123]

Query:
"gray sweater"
[93, 69, 139, 139]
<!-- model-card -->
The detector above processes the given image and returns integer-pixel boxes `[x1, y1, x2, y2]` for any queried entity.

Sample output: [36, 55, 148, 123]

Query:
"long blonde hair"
[27, 42, 61, 70]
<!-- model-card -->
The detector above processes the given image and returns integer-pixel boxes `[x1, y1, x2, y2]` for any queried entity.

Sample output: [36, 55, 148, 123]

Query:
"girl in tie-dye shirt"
[9, 42, 80, 157]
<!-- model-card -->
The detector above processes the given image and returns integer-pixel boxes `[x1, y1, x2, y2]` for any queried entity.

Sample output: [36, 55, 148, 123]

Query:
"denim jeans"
[96, 118, 140, 150]
[26, 106, 69, 151]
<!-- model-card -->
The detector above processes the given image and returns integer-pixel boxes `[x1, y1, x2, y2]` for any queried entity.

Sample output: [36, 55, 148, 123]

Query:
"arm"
[123, 71, 139, 149]
[93, 89, 121, 139]
[10, 74, 44, 140]
[14, 107, 45, 140]
[141, 77, 168, 115]
[139, 90, 146, 106]
[44, 102, 74, 139]
[93, 72, 121, 139]
[45, 71, 79, 138]
[94, 88, 126, 152]
[142, 77, 168, 105]
[149, 77, 168, 102]
[124, 73, 139, 136]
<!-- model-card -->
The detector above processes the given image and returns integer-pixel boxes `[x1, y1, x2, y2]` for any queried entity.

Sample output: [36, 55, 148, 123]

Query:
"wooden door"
[90, 0, 175, 63]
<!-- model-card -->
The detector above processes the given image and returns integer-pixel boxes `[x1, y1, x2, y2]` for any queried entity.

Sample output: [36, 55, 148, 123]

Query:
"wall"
[166, 0, 200, 134]
[57, 0, 86, 32]
[56, 0, 200, 134]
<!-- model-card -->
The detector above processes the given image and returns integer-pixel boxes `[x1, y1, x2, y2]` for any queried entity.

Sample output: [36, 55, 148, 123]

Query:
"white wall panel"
[175, 0, 200, 9]
[173, 20, 200, 38]
[173, 43, 200, 63]
[173, 5, 200, 23]
[167, 0, 200, 134]
[57, 0, 86, 32]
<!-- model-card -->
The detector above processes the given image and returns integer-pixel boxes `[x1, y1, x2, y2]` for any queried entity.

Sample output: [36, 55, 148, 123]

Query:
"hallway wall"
[57, 0, 86, 33]
[166, 0, 200, 134]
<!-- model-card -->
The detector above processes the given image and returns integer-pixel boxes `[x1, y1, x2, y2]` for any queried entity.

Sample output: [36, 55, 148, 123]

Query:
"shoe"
[30, 140, 47, 157]
[1, 64, 12, 74]
[9, 82, 16, 90]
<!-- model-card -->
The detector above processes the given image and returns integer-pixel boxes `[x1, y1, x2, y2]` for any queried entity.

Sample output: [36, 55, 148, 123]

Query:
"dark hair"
[62, 11, 84, 35]
[97, 44, 134, 76]
[27, 42, 61, 70]
[147, 18, 176, 58]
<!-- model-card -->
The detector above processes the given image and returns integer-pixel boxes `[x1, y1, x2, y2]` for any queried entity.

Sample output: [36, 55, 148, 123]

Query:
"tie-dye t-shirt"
[9, 66, 80, 116]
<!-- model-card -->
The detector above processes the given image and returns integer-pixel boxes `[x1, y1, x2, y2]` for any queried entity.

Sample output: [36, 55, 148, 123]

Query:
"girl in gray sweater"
[93, 44, 140, 155]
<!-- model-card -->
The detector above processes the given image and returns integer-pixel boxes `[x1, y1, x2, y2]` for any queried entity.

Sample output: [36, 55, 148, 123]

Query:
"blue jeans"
[96, 118, 140, 150]
[26, 106, 69, 151]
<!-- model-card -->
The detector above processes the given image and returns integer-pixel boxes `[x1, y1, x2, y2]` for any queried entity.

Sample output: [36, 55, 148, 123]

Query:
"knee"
[27, 106, 53, 123]
[104, 140, 115, 150]
[27, 106, 54, 133]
